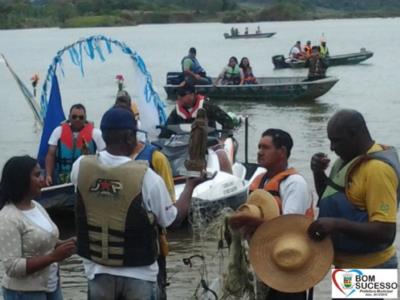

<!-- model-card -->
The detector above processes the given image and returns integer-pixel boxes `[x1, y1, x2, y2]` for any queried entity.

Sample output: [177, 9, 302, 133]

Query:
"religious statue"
[184, 108, 208, 174]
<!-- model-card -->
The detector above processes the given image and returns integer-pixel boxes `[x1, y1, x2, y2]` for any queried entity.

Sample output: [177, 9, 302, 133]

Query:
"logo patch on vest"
[89, 178, 122, 196]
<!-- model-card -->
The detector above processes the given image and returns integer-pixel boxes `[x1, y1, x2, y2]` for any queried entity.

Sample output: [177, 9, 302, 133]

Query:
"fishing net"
[220, 216, 255, 300]
[187, 205, 256, 300]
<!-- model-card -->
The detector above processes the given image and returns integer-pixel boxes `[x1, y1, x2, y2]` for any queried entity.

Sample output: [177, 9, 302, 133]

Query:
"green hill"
[1, 0, 400, 29]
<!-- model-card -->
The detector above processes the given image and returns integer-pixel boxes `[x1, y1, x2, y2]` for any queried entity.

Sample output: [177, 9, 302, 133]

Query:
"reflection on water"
[56, 208, 240, 300]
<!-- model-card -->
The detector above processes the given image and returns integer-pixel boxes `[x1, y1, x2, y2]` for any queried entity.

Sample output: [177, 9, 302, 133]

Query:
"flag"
[37, 74, 66, 168]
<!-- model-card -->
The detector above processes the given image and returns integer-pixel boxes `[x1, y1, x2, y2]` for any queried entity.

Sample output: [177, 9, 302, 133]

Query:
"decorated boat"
[224, 32, 276, 39]
[4, 35, 259, 224]
[272, 48, 374, 69]
[164, 74, 339, 101]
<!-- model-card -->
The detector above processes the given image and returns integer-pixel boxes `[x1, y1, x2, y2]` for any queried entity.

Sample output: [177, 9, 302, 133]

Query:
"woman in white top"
[0, 155, 76, 300]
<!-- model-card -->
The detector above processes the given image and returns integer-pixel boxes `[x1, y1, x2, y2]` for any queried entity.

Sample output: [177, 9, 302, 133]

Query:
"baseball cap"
[100, 107, 137, 131]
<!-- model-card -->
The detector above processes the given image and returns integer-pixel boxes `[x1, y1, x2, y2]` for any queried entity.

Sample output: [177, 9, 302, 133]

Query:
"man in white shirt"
[289, 41, 307, 61]
[249, 128, 312, 216]
[232, 128, 313, 300]
[71, 107, 201, 300]
[45, 103, 105, 186]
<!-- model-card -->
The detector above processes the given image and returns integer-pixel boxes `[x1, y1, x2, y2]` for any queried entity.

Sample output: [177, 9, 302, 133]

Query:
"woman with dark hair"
[216, 56, 244, 85]
[0, 155, 76, 300]
[239, 57, 257, 84]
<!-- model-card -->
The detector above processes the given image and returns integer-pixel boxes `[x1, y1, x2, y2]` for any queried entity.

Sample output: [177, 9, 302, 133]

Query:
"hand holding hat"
[229, 189, 280, 240]
[229, 215, 265, 240]
[307, 217, 338, 241]
[249, 214, 333, 293]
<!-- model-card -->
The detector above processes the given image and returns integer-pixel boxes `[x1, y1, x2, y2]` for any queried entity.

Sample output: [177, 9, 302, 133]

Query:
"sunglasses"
[71, 115, 85, 121]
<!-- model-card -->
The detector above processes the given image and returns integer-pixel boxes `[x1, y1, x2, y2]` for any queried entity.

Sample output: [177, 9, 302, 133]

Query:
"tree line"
[1, 0, 399, 29]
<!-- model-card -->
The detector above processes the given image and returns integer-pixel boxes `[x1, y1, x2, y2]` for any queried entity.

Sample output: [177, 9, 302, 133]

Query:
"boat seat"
[166, 72, 184, 85]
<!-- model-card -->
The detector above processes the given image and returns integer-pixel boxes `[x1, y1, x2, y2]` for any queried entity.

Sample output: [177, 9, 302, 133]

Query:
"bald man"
[308, 109, 399, 271]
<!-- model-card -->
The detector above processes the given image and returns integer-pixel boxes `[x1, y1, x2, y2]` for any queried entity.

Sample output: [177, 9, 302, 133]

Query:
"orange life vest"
[60, 122, 94, 150]
[249, 168, 314, 218]
[304, 45, 312, 56]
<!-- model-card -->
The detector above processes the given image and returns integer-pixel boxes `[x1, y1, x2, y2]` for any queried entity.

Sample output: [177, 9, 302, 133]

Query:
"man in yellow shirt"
[309, 109, 399, 269]
[132, 142, 175, 202]
[132, 140, 175, 300]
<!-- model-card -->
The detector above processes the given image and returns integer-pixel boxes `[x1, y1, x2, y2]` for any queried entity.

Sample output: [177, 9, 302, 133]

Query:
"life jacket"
[56, 122, 96, 184]
[319, 146, 400, 254]
[249, 168, 314, 218]
[242, 67, 257, 84]
[135, 143, 171, 257]
[176, 94, 205, 120]
[135, 143, 157, 169]
[304, 45, 312, 56]
[223, 65, 241, 85]
[181, 56, 205, 74]
[320, 45, 329, 58]
[76, 156, 159, 267]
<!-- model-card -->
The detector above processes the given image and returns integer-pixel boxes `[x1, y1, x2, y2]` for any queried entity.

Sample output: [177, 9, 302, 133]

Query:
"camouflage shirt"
[305, 57, 328, 79]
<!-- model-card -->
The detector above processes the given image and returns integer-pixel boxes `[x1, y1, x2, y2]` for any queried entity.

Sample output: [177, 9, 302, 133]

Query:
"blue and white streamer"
[39, 35, 167, 136]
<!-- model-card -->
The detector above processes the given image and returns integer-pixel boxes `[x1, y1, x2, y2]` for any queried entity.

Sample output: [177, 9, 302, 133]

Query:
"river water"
[0, 18, 400, 299]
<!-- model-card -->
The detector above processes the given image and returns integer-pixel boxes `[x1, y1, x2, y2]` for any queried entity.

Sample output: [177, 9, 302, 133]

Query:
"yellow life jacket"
[76, 155, 159, 267]
[320, 45, 329, 58]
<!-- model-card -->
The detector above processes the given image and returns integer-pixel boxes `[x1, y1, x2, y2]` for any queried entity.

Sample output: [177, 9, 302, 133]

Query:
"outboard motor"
[272, 55, 287, 69]
[166, 72, 184, 85]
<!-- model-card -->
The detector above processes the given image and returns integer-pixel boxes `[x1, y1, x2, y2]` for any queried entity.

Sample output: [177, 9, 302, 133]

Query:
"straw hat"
[249, 214, 333, 293]
[237, 189, 280, 221]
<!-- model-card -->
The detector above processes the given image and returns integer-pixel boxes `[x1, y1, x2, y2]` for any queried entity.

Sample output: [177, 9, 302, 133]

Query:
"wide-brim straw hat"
[249, 214, 333, 293]
[237, 189, 280, 221]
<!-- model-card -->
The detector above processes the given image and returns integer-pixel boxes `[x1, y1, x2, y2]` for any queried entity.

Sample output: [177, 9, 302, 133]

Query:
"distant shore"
[2, 6, 400, 29]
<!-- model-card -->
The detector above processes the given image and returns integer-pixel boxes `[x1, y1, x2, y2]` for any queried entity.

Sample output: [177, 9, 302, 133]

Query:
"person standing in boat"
[216, 56, 244, 85]
[229, 129, 314, 300]
[256, 26, 261, 34]
[304, 46, 328, 81]
[70, 107, 205, 300]
[245, 27, 249, 35]
[181, 47, 211, 85]
[309, 109, 399, 274]
[0, 155, 76, 300]
[239, 57, 257, 84]
[320, 40, 330, 58]
[45, 103, 105, 186]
